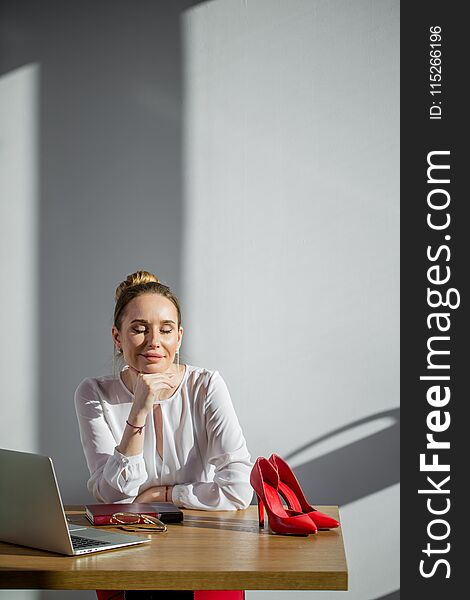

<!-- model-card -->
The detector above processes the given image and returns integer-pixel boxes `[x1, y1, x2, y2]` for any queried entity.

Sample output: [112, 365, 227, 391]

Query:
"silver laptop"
[0, 448, 151, 555]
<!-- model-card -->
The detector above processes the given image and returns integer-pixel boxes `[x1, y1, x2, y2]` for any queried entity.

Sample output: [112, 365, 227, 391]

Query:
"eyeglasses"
[110, 512, 167, 533]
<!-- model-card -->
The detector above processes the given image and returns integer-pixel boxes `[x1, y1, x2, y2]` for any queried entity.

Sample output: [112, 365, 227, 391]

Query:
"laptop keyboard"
[71, 535, 112, 550]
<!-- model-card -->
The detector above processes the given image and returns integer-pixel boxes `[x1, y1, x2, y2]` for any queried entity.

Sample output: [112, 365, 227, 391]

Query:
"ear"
[177, 326, 184, 347]
[111, 326, 121, 346]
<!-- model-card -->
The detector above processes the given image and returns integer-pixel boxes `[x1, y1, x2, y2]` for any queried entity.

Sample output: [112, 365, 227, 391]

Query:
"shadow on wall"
[272, 409, 400, 600]
[285, 408, 400, 506]
[373, 592, 400, 600]
[0, 0, 204, 512]
[248, 409, 400, 599]
[250, 408, 399, 506]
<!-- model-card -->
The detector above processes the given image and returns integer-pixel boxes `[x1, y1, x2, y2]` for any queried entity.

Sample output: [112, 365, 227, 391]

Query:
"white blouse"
[74, 364, 253, 510]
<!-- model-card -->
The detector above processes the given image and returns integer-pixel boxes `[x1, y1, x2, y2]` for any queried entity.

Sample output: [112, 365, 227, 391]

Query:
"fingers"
[131, 370, 178, 409]
[140, 371, 176, 379]
[150, 382, 176, 393]
[128, 365, 176, 379]
[142, 374, 176, 386]
[138, 377, 177, 397]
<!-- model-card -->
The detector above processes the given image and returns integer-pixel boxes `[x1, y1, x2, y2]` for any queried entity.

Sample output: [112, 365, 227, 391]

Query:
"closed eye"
[132, 328, 173, 334]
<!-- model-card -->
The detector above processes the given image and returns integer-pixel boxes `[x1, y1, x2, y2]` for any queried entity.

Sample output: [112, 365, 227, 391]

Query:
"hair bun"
[115, 270, 160, 302]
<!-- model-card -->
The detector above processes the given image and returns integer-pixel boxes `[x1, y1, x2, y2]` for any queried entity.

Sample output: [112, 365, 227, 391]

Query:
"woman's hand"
[117, 367, 176, 458]
[135, 485, 174, 503]
[128, 366, 176, 416]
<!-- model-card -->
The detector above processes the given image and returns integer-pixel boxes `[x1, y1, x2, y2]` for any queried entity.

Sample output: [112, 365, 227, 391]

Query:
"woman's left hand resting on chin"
[135, 485, 174, 503]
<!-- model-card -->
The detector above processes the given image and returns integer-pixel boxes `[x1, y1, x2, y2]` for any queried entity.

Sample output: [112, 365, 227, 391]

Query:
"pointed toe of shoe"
[273, 512, 318, 536]
[308, 510, 340, 529]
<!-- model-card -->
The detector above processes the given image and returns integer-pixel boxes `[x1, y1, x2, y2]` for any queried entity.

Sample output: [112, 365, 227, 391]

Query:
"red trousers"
[96, 591, 244, 600]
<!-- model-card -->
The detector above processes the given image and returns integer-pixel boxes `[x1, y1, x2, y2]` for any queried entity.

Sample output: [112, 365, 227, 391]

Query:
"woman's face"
[112, 293, 183, 374]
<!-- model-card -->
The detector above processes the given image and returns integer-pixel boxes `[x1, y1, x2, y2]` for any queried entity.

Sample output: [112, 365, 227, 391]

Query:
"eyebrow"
[130, 319, 176, 325]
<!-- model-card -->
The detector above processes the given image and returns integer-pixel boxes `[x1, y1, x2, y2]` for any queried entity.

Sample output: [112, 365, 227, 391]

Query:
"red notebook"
[85, 502, 183, 525]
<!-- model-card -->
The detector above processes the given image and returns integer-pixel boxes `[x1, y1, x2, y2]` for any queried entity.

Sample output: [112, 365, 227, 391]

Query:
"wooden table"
[0, 506, 347, 591]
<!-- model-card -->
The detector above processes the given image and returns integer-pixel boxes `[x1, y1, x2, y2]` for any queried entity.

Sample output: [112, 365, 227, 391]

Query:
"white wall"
[0, 64, 39, 454]
[0, 64, 39, 600]
[181, 0, 399, 598]
[0, 1, 399, 598]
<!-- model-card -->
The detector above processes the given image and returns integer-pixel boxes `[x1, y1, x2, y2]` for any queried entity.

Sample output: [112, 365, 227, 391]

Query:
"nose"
[148, 327, 162, 348]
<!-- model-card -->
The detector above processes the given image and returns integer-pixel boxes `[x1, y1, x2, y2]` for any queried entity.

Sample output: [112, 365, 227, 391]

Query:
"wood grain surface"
[0, 506, 347, 590]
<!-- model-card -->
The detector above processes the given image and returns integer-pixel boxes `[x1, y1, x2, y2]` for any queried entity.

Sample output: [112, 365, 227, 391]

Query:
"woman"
[75, 270, 252, 600]
[75, 270, 253, 509]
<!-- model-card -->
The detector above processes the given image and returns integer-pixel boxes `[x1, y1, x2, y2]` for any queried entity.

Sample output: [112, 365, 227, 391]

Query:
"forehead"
[123, 293, 178, 322]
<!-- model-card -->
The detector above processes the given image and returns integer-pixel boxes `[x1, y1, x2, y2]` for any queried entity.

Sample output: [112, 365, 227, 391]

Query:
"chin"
[140, 361, 169, 373]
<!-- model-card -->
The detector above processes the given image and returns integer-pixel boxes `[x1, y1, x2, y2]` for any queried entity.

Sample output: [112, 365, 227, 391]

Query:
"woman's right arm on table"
[74, 378, 146, 503]
[74, 374, 175, 503]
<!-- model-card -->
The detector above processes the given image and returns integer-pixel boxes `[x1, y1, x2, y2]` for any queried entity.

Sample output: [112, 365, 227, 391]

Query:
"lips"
[141, 353, 164, 362]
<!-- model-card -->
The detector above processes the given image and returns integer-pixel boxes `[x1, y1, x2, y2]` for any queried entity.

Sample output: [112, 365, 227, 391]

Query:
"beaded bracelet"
[126, 419, 146, 435]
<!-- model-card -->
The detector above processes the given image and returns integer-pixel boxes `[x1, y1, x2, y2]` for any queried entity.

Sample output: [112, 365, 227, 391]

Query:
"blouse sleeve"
[74, 378, 148, 503]
[171, 371, 253, 510]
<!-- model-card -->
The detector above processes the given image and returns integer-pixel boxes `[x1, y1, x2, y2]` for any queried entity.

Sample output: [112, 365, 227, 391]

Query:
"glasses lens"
[111, 513, 167, 531]
[119, 522, 167, 533]
[140, 515, 162, 525]
[111, 512, 141, 524]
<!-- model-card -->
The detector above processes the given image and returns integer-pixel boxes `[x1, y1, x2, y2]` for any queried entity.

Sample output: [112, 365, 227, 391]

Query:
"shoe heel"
[257, 495, 264, 528]
[250, 457, 317, 535]
[269, 454, 339, 530]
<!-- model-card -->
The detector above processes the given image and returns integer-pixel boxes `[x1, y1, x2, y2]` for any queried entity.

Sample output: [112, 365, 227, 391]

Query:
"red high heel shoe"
[269, 454, 340, 530]
[250, 457, 317, 535]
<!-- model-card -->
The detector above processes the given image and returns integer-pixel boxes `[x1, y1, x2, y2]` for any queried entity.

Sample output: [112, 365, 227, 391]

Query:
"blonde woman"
[75, 270, 252, 600]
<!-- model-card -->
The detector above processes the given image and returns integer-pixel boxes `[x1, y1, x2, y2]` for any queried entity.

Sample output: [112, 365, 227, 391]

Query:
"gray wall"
[0, 1, 399, 599]
[0, 0, 197, 504]
[181, 2, 399, 599]
[1, 2, 195, 599]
